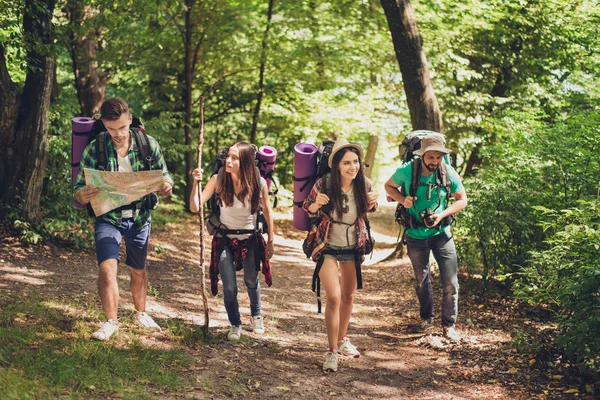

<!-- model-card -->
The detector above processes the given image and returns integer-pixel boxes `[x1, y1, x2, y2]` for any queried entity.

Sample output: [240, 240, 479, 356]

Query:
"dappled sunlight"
[0, 210, 580, 398]
[0, 264, 54, 277]
[2, 273, 47, 285]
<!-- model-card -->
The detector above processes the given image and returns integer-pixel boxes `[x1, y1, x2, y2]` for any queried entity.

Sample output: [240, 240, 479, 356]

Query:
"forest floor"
[0, 204, 596, 399]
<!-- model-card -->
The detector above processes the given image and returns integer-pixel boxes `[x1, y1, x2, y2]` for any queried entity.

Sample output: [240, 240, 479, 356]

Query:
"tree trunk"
[0, 0, 57, 222]
[67, 0, 109, 116]
[364, 135, 379, 179]
[380, 0, 443, 260]
[250, 0, 275, 144]
[0, 45, 21, 189]
[380, 0, 443, 133]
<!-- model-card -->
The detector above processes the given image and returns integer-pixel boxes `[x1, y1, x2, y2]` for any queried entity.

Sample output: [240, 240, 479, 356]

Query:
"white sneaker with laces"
[136, 312, 161, 331]
[322, 351, 339, 372]
[443, 325, 461, 342]
[228, 325, 242, 341]
[337, 336, 361, 358]
[92, 320, 119, 341]
[250, 316, 265, 334]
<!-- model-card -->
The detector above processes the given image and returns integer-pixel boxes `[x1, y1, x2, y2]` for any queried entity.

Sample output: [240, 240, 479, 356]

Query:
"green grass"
[0, 297, 192, 399]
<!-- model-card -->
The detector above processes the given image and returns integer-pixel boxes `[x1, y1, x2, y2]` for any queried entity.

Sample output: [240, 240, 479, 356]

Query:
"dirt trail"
[0, 207, 562, 399]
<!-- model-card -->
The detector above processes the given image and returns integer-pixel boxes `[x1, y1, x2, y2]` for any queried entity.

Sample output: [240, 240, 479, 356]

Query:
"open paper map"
[84, 168, 167, 216]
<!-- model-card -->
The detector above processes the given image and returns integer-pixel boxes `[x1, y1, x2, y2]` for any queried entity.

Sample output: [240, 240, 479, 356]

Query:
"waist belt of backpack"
[96, 200, 145, 222]
[215, 227, 260, 235]
[311, 247, 363, 314]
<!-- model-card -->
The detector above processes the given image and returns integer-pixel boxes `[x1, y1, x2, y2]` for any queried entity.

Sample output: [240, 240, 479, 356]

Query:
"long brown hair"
[329, 147, 369, 219]
[217, 142, 261, 214]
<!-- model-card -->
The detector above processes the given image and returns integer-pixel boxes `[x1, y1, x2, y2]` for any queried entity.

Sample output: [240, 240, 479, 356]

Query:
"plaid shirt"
[73, 130, 173, 230]
[302, 177, 378, 262]
[209, 234, 272, 296]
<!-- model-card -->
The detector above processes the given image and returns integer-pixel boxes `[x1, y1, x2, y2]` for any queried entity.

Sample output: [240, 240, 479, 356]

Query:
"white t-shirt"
[219, 177, 266, 239]
[118, 153, 134, 218]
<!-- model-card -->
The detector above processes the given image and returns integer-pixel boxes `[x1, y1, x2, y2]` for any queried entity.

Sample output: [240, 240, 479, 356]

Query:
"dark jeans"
[218, 245, 261, 326]
[406, 230, 459, 327]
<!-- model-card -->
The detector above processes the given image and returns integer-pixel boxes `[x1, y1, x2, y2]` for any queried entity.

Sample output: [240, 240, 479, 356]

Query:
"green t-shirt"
[391, 161, 463, 240]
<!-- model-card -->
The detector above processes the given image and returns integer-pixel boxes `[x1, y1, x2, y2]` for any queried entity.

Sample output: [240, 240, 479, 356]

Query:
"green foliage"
[513, 203, 600, 370]
[457, 109, 600, 283]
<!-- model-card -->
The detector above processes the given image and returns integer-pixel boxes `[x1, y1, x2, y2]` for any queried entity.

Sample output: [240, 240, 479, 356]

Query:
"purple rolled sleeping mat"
[257, 145, 277, 192]
[293, 143, 318, 231]
[71, 117, 96, 208]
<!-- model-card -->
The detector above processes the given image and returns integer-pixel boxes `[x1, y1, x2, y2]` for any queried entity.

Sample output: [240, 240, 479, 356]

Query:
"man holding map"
[74, 97, 173, 341]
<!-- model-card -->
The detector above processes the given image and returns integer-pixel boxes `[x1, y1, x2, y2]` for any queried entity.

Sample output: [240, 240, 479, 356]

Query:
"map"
[84, 168, 167, 216]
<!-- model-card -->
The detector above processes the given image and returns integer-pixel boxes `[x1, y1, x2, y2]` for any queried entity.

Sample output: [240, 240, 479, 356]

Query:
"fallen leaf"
[551, 375, 564, 381]
[564, 389, 578, 394]
[276, 386, 291, 391]
[529, 359, 536, 366]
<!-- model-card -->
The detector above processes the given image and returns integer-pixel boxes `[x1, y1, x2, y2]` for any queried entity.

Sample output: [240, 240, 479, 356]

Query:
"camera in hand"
[419, 208, 435, 227]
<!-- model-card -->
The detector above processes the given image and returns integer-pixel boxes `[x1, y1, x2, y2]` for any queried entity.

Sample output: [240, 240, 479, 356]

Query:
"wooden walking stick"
[196, 96, 210, 334]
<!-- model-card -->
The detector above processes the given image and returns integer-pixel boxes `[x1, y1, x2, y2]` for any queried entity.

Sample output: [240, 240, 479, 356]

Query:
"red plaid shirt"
[302, 177, 377, 262]
[209, 234, 272, 296]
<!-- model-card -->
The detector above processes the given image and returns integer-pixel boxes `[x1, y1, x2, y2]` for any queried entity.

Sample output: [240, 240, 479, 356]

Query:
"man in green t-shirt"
[384, 134, 468, 341]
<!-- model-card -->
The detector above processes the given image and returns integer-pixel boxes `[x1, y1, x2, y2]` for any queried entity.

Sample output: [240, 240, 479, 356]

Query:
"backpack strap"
[438, 161, 452, 204]
[96, 132, 109, 171]
[132, 128, 152, 170]
[410, 158, 421, 197]
[319, 173, 333, 216]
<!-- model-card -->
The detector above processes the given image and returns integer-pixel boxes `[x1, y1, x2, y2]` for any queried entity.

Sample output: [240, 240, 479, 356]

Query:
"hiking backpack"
[394, 131, 455, 234]
[300, 139, 375, 258]
[205, 146, 276, 237]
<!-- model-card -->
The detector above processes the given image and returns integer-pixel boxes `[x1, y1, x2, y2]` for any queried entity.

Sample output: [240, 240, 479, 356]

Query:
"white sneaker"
[250, 316, 265, 334]
[92, 320, 119, 341]
[443, 325, 461, 342]
[337, 336, 361, 358]
[322, 351, 339, 372]
[228, 325, 242, 341]
[136, 312, 162, 331]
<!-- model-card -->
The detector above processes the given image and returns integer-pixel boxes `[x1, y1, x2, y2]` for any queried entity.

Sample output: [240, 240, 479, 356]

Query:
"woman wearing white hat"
[303, 137, 378, 372]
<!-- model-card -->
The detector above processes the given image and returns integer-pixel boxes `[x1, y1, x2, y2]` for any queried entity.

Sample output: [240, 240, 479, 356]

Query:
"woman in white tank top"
[189, 142, 274, 341]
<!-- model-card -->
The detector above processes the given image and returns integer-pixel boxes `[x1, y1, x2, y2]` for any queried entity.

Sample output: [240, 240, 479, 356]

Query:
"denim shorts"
[322, 245, 356, 262]
[94, 217, 151, 270]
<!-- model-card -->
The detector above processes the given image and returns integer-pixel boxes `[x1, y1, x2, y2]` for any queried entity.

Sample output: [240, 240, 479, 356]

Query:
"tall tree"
[380, 0, 443, 259]
[0, 0, 57, 222]
[250, 0, 275, 144]
[66, 0, 110, 117]
[380, 0, 443, 132]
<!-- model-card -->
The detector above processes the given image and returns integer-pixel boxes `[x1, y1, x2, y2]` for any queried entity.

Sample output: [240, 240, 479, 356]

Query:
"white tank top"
[219, 177, 266, 239]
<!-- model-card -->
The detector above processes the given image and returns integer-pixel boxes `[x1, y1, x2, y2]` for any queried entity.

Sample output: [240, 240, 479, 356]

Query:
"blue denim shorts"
[94, 217, 151, 270]
[322, 245, 356, 262]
